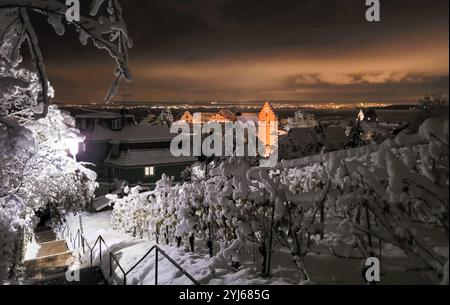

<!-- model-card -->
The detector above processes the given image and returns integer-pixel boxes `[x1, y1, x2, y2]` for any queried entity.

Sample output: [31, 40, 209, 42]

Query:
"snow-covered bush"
[334, 117, 448, 283]
[280, 116, 449, 283]
[110, 157, 321, 279]
[110, 116, 448, 283]
[0, 194, 30, 281]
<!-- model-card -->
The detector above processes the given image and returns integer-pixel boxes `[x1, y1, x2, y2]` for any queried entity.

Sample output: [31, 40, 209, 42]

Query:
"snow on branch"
[0, 0, 132, 117]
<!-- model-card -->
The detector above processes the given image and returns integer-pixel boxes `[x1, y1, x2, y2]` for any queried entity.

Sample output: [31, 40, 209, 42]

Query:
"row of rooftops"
[179, 101, 276, 124]
[88, 124, 175, 143]
[76, 101, 278, 143]
[104, 148, 197, 167]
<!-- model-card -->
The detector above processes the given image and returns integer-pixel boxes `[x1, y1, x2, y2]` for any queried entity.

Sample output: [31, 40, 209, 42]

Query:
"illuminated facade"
[258, 101, 278, 150]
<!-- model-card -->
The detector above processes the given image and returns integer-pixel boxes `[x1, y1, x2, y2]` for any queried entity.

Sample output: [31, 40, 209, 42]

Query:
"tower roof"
[262, 100, 275, 113]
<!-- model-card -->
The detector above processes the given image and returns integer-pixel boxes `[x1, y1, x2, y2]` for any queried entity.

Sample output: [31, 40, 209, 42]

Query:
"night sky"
[32, 0, 449, 104]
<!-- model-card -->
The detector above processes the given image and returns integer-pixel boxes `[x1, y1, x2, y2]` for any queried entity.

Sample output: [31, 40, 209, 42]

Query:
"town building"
[285, 110, 318, 131]
[177, 101, 279, 151]
[75, 110, 196, 186]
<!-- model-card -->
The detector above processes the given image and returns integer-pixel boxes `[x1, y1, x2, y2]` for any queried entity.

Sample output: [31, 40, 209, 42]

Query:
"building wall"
[106, 162, 194, 184]
[77, 141, 109, 167]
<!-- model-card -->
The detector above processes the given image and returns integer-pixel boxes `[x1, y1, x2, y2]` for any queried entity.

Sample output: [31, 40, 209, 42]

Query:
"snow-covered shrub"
[110, 156, 321, 279]
[110, 116, 448, 283]
[0, 194, 29, 281]
[322, 117, 448, 283]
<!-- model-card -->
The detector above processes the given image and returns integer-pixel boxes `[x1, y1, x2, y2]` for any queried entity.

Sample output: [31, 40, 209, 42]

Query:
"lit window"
[144, 166, 155, 177]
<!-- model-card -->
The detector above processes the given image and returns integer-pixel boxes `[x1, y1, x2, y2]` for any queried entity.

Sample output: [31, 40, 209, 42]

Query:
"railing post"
[123, 275, 127, 285]
[90, 249, 93, 267]
[155, 248, 158, 285]
[109, 253, 112, 277]
[99, 239, 102, 262]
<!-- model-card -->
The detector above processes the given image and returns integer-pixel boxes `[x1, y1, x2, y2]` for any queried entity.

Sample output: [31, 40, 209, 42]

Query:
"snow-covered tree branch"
[0, 0, 132, 118]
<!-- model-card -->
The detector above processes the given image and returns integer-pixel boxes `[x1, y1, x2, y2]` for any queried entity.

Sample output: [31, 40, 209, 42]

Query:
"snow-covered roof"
[218, 109, 237, 121]
[104, 149, 197, 167]
[237, 113, 258, 123]
[89, 124, 175, 143]
[92, 195, 112, 211]
[192, 112, 217, 123]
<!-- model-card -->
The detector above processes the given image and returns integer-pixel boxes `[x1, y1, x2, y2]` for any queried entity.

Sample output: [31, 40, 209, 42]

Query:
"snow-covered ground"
[63, 210, 443, 285]
[65, 211, 299, 285]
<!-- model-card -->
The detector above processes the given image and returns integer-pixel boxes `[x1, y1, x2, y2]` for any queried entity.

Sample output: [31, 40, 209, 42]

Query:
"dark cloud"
[25, 0, 449, 104]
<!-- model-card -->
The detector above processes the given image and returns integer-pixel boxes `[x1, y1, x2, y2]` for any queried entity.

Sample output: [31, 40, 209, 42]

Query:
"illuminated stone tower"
[258, 100, 278, 155]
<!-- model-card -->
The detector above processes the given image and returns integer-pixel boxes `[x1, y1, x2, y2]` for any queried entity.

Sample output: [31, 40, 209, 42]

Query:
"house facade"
[75, 110, 196, 185]
[177, 101, 279, 150]
[103, 148, 196, 184]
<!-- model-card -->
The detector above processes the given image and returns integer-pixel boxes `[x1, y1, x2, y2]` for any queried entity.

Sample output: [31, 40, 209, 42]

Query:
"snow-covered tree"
[284, 110, 317, 131]
[157, 109, 174, 127]
[0, 0, 132, 118]
[344, 120, 367, 148]
[0, 0, 131, 281]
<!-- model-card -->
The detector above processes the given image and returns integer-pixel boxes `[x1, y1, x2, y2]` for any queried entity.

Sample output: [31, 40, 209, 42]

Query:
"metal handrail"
[153, 245, 201, 285]
[90, 235, 127, 283]
[57, 222, 200, 285]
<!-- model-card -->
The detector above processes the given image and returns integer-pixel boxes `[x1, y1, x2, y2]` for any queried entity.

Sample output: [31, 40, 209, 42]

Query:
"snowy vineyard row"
[108, 116, 449, 284]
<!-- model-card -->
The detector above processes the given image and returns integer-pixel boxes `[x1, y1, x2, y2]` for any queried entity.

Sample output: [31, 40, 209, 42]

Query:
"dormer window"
[112, 119, 122, 130]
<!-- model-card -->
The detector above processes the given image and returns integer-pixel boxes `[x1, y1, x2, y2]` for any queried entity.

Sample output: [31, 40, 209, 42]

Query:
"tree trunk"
[259, 241, 267, 275]
[189, 234, 195, 252]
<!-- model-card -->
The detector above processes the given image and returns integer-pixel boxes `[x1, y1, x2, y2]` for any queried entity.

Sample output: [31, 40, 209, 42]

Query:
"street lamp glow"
[67, 140, 79, 158]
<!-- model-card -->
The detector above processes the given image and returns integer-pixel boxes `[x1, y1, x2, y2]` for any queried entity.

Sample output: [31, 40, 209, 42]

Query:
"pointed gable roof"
[258, 100, 277, 121]
[218, 109, 237, 121]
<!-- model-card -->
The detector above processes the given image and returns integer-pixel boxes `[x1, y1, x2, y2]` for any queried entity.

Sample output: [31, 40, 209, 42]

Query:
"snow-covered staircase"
[23, 227, 106, 285]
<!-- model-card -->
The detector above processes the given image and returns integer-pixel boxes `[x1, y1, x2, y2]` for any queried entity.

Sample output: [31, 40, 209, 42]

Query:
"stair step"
[31, 266, 106, 285]
[35, 230, 57, 243]
[36, 240, 69, 257]
[24, 251, 75, 278]
[34, 226, 52, 233]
